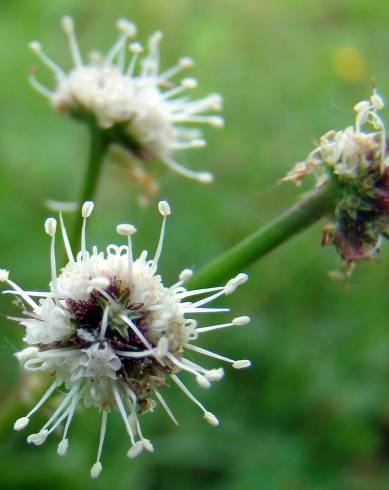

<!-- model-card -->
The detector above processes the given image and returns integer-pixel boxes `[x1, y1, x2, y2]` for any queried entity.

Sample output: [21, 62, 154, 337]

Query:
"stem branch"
[71, 126, 109, 251]
[187, 182, 340, 289]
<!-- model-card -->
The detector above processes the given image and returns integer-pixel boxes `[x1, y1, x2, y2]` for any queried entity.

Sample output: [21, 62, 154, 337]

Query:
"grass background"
[1, 0, 389, 488]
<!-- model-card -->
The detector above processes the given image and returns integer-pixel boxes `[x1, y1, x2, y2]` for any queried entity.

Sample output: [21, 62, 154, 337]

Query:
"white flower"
[283, 90, 387, 186]
[29, 16, 224, 183]
[2, 201, 250, 479]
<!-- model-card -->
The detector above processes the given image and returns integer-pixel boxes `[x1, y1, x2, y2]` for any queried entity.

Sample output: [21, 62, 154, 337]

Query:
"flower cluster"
[29, 16, 223, 183]
[283, 91, 389, 272]
[1, 201, 250, 478]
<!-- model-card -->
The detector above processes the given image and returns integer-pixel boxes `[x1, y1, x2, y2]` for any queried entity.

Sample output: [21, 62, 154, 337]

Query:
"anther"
[371, 93, 384, 110]
[0, 269, 9, 282]
[127, 441, 144, 459]
[44, 218, 57, 237]
[208, 116, 224, 128]
[129, 42, 143, 54]
[182, 78, 198, 89]
[354, 100, 369, 113]
[158, 201, 171, 217]
[179, 269, 193, 282]
[82, 201, 94, 218]
[203, 411, 219, 426]
[14, 417, 30, 431]
[90, 462, 102, 479]
[198, 172, 214, 184]
[117, 18, 137, 37]
[196, 374, 211, 389]
[232, 316, 250, 326]
[29, 41, 41, 53]
[179, 56, 194, 68]
[232, 360, 251, 369]
[57, 439, 69, 456]
[27, 430, 49, 446]
[61, 16, 75, 33]
[116, 224, 137, 236]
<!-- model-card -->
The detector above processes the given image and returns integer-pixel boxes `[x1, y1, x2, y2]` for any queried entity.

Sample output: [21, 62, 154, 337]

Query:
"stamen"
[28, 74, 55, 98]
[170, 374, 219, 426]
[116, 223, 137, 284]
[100, 305, 110, 338]
[160, 56, 194, 80]
[14, 381, 57, 431]
[197, 316, 250, 333]
[90, 410, 108, 479]
[59, 212, 74, 262]
[184, 343, 251, 369]
[28, 41, 65, 80]
[62, 16, 83, 67]
[112, 383, 135, 445]
[162, 157, 214, 183]
[153, 388, 178, 425]
[152, 201, 171, 272]
[127, 42, 143, 76]
[81, 201, 94, 260]
[45, 218, 58, 296]
[167, 353, 210, 388]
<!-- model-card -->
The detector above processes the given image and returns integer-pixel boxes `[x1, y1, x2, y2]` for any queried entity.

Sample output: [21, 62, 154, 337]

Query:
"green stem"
[187, 182, 340, 289]
[71, 126, 109, 251]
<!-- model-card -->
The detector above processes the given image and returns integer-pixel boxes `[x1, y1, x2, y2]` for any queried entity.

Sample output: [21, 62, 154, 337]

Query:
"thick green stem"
[71, 126, 109, 251]
[187, 182, 340, 289]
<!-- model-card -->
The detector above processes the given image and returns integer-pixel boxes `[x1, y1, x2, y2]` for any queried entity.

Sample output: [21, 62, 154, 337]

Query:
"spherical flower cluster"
[283, 90, 389, 271]
[29, 16, 224, 183]
[1, 201, 250, 479]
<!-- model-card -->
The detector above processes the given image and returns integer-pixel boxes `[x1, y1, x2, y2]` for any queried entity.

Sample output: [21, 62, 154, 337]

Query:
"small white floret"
[158, 201, 171, 216]
[14, 347, 39, 363]
[156, 336, 169, 358]
[204, 411, 219, 426]
[14, 417, 30, 431]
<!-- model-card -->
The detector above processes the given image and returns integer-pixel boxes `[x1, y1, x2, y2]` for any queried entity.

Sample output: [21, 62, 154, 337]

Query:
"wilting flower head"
[284, 90, 389, 272]
[1, 201, 250, 478]
[29, 16, 224, 183]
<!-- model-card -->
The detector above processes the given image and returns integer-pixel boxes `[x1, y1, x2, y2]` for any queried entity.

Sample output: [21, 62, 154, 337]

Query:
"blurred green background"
[1, 0, 389, 488]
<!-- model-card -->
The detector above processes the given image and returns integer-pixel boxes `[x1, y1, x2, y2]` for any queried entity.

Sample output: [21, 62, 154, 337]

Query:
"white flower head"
[283, 89, 387, 186]
[29, 16, 223, 183]
[3, 201, 250, 478]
